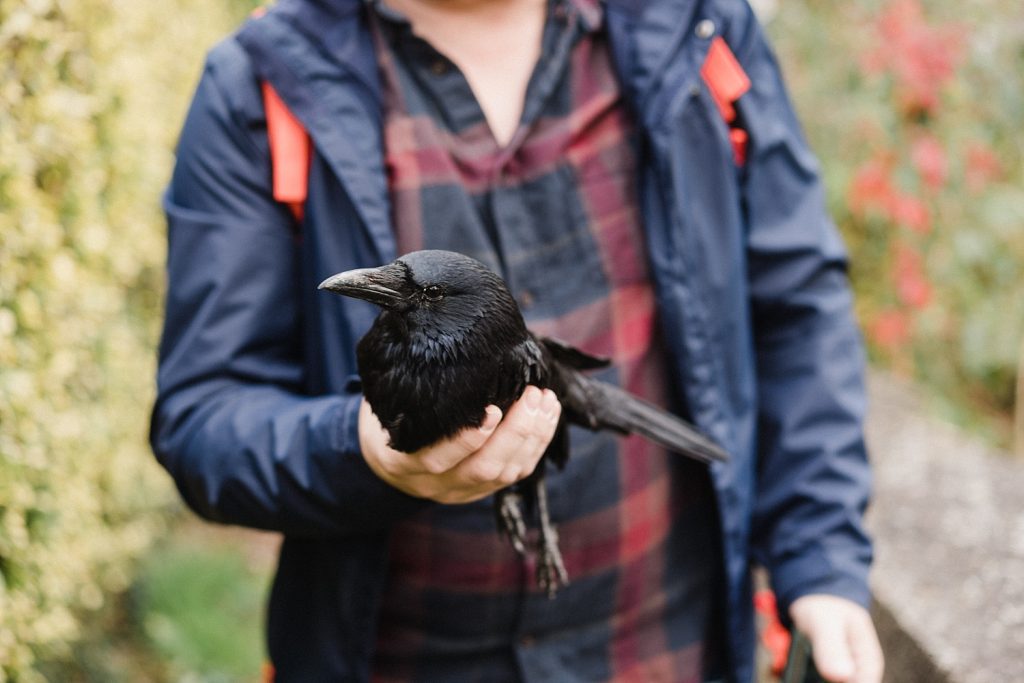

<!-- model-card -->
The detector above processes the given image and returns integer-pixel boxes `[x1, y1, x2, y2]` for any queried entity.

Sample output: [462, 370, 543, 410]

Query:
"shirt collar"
[566, 0, 603, 32]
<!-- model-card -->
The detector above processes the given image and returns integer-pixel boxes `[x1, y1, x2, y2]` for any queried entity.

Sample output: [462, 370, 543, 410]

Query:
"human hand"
[358, 385, 561, 504]
[789, 594, 884, 683]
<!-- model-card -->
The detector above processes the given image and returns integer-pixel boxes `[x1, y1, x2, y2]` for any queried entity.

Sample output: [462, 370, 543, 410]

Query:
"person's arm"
[150, 40, 432, 537]
[719, 1, 882, 680]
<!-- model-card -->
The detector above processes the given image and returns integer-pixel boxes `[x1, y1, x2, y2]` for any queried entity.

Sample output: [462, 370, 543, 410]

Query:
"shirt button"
[518, 634, 535, 647]
[518, 290, 535, 309]
[695, 19, 716, 39]
[430, 59, 448, 76]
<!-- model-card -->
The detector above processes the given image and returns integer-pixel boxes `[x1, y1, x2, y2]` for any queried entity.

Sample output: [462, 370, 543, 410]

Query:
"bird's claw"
[497, 492, 528, 555]
[536, 528, 569, 599]
[534, 477, 568, 598]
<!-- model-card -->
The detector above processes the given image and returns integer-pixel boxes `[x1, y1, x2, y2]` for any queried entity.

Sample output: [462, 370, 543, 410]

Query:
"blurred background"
[0, 0, 1021, 681]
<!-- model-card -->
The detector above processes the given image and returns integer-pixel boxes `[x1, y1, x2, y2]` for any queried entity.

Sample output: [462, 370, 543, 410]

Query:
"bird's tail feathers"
[581, 379, 728, 464]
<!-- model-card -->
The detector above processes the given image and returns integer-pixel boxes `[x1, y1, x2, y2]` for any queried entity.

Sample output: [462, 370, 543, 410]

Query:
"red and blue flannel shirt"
[368, 2, 726, 681]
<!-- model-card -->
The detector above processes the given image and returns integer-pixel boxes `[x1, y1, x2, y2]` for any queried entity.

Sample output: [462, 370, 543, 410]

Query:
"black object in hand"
[782, 631, 828, 683]
[319, 250, 727, 596]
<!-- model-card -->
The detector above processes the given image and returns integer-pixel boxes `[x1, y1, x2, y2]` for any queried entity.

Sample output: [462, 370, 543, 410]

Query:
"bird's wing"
[537, 335, 610, 370]
[551, 357, 729, 465]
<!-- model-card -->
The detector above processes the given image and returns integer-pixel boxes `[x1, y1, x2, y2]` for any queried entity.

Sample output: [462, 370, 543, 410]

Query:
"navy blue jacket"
[151, 0, 872, 680]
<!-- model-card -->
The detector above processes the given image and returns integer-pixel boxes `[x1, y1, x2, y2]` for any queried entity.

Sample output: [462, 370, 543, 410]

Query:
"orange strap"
[262, 81, 310, 221]
[700, 36, 751, 165]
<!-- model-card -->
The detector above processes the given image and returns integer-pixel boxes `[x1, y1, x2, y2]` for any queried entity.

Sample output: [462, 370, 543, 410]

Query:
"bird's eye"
[423, 285, 444, 300]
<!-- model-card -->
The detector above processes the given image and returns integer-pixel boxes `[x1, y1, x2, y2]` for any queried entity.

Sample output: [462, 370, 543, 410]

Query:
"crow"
[319, 250, 727, 596]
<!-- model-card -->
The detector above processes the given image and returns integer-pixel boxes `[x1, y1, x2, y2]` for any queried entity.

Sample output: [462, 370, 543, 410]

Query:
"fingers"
[358, 397, 500, 492]
[809, 612, 855, 682]
[460, 387, 560, 478]
[358, 388, 561, 504]
[790, 595, 883, 683]
[414, 406, 502, 474]
[847, 606, 884, 683]
[442, 387, 561, 502]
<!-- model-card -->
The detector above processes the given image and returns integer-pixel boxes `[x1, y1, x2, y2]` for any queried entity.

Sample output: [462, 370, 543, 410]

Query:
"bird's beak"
[318, 264, 406, 309]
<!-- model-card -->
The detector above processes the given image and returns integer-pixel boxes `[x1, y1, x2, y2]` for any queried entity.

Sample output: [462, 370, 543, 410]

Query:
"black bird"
[319, 250, 727, 596]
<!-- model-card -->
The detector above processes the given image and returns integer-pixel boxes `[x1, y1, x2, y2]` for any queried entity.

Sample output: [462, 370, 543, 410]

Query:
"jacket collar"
[236, 0, 699, 258]
[237, 0, 396, 262]
[604, 0, 700, 109]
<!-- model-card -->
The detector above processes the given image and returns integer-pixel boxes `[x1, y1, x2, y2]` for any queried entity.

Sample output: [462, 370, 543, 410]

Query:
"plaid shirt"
[369, 2, 725, 681]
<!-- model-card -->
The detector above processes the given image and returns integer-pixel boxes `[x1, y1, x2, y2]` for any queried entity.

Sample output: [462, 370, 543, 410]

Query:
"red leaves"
[864, 240, 929, 356]
[861, 0, 964, 116]
[894, 243, 933, 309]
[847, 155, 932, 234]
[889, 193, 931, 234]
[785, 0, 1021, 416]
[966, 142, 1002, 193]
[849, 157, 896, 215]
[869, 309, 912, 351]
[848, 151, 933, 348]
[846, 148, 935, 352]
[911, 134, 948, 190]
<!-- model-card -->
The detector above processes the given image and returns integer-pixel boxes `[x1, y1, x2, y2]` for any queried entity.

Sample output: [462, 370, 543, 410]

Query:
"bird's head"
[318, 250, 524, 340]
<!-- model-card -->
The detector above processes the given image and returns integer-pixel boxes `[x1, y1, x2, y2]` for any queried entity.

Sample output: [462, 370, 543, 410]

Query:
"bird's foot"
[533, 477, 568, 598]
[536, 527, 569, 599]
[496, 492, 528, 556]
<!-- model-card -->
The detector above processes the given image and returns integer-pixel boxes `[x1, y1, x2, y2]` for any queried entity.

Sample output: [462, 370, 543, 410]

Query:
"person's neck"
[382, 0, 548, 147]
[383, 0, 545, 20]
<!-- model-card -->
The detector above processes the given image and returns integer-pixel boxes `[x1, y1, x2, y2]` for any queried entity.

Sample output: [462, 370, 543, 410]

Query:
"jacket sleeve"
[726, 3, 873, 612]
[150, 40, 426, 537]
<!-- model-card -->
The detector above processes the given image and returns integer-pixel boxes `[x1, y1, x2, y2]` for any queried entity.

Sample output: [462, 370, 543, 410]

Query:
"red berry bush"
[767, 0, 1024, 442]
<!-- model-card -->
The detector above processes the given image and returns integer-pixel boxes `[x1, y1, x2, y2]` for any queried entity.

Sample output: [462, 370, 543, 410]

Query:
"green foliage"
[766, 0, 1024, 441]
[0, 1, 255, 679]
[134, 534, 269, 682]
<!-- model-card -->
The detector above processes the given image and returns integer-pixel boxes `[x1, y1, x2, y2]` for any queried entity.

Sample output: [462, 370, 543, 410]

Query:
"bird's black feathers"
[319, 249, 727, 595]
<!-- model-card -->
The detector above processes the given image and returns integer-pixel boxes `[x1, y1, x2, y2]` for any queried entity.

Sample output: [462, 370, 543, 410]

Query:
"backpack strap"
[261, 80, 310, 222]
[700, 36, 751, 166]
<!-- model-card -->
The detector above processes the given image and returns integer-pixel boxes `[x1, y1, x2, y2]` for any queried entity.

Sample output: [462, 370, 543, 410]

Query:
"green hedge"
[0, 1, 252, 679]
